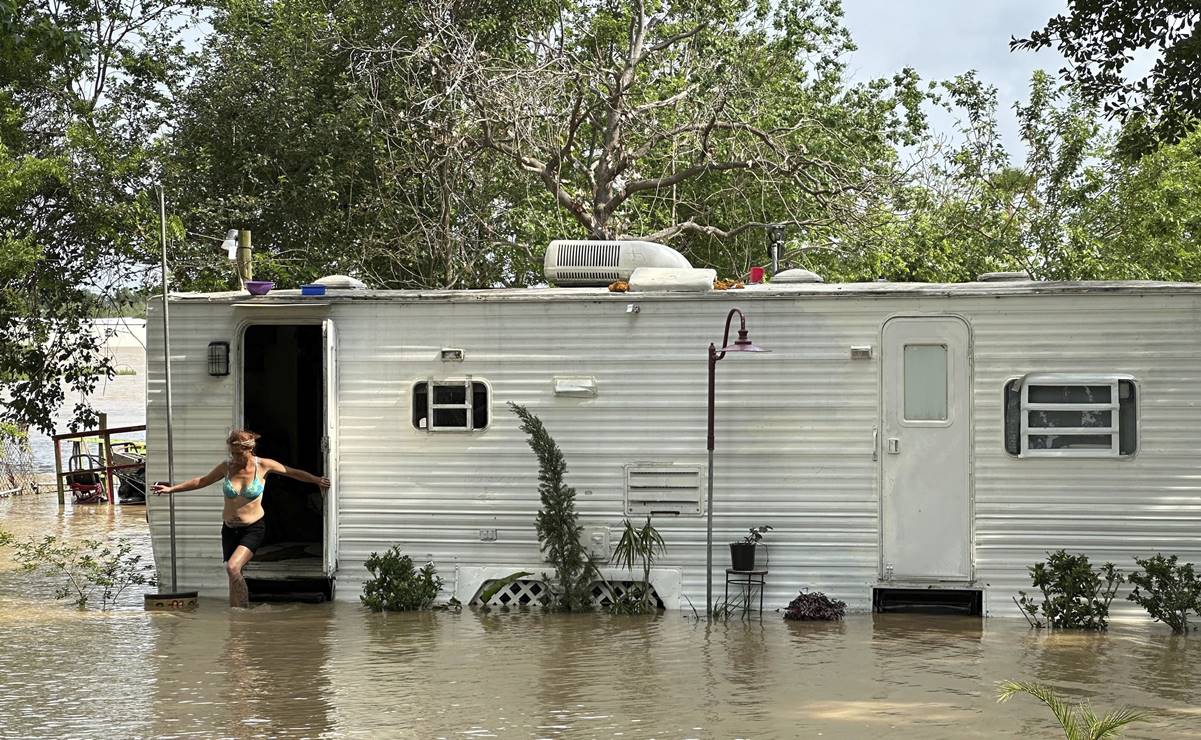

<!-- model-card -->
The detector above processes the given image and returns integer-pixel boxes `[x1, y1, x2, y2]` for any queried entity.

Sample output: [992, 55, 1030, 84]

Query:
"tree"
[1, 0, 193, 434]
[168, 0, 555, 290]
[1013, 1, 1201, 156]
[811, 71, 1111, 282]
[361, 0, 928, 278]
[1086, 127, 1201, 280]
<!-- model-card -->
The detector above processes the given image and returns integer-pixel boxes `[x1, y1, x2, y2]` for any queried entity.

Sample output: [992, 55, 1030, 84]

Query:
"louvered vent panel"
[559, 270, 620, 282]
[625, 464, 704, 515]
[557, 241, 621, 268]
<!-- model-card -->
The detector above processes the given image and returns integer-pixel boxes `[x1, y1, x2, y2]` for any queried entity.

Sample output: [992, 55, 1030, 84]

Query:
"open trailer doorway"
[240, 322, 335, 600]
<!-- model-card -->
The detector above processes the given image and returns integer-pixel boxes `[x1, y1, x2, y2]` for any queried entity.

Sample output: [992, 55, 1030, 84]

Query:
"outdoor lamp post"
[707, 307, 769, 615]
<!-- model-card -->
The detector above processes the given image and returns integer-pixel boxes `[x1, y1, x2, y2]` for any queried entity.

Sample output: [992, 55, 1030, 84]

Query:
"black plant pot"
[730, 542, 756, 571]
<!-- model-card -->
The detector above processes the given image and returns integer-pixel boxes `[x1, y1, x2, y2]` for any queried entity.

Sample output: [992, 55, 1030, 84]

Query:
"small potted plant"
[730, 525, 772, 571]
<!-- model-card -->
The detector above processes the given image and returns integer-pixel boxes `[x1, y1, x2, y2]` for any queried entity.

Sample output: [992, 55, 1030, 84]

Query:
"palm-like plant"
[610, 517, 666, 613]
[997, 681, 1148, 740]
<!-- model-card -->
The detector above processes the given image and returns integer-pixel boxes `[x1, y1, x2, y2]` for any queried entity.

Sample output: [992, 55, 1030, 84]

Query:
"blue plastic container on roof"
[300, 284, 326, 296]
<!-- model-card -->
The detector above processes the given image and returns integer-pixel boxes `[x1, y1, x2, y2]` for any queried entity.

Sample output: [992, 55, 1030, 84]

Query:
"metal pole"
[706, 343, 717, 616]
[159, 185, 178, 592]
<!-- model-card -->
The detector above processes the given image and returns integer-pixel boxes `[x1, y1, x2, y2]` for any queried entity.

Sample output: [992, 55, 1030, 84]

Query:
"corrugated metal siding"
[969, 295, 1201, 617]
[330, 298, 883, 611]
[145, 297, 240, 592]
[146, 291, 1201, 616]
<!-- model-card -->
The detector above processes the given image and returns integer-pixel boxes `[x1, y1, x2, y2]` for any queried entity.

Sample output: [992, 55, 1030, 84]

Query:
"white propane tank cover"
[628, 267, 717, 292]
[313, 274, 367, 289]
[771, 268, 824, 283]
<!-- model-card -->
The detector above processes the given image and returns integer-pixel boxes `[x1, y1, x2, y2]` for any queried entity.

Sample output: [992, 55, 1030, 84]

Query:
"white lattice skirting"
[456, 567, 682, 609]
[469, 577, 665, 609]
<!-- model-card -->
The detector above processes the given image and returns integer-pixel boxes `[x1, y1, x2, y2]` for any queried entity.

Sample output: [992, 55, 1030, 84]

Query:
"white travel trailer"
[145, 243, 1201, 616]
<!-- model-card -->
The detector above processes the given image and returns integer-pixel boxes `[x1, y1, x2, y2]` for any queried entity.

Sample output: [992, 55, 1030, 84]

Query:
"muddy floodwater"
[1, 495, 1199, 739]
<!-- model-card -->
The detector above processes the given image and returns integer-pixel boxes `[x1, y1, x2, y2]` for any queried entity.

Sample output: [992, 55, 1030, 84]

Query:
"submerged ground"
[0, 495, 1198, 738]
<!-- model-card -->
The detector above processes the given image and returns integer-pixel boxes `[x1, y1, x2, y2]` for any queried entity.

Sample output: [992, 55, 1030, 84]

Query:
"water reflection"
[2, 493, 1199, 739]
[134, 604, 336, 737]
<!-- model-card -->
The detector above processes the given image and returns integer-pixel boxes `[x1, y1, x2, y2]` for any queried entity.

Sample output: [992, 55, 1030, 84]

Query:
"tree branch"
[645, 218, 826, 243]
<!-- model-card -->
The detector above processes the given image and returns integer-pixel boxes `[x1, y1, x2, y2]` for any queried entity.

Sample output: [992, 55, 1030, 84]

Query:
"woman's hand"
[316, 476, 330, 490]
[152, 482, 173, 495]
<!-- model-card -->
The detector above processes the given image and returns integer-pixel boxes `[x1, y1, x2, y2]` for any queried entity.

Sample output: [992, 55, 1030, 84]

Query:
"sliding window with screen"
[412, 379, 490, 432]
[1003, 374, 1137, 458]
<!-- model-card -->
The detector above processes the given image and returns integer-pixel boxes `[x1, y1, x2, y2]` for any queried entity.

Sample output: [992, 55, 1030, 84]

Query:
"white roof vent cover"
[772, 268, 824, 284]
[314, 274, 367, 289]
[545, 240, 691, 286]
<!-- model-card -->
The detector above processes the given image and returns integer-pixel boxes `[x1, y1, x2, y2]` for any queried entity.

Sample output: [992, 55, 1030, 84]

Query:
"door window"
[903, 344, 948, 421]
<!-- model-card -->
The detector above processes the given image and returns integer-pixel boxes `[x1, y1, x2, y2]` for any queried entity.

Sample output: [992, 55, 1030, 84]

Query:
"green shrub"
[360, 546, 443, 612]
[508, 402, 596, 611]
[1127, 554, 1201, 634]
[1017, 550, 1123, 630]
[0, 531, 155, 609]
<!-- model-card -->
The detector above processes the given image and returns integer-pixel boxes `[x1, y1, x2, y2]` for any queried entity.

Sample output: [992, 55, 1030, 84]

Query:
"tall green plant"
[610, 517, 666, 614]
[997, 681, 1147, 739]
[508, 402, 595, 611]
[1127, 554, 1201, 634]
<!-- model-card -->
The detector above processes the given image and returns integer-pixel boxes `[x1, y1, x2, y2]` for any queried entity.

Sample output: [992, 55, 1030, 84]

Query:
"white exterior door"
[881, 317, 972, 581]
[322, 319, 338, 577]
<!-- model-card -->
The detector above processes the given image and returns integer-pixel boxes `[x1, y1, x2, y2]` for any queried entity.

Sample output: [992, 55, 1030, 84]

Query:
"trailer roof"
[164, 279, 1201, 304]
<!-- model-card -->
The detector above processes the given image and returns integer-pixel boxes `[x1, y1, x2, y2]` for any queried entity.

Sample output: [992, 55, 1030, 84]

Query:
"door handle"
[872, 426, 879, 461]
[887, 438, 900, 454]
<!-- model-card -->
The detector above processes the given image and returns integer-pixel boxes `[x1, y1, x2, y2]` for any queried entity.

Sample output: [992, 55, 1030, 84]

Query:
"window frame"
[412, 378, 491, 433]
[1006, 373, 1138, 459]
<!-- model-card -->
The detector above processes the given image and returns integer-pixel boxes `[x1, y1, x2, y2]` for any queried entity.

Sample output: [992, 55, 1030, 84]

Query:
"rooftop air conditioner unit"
[544, 239, 692, 286]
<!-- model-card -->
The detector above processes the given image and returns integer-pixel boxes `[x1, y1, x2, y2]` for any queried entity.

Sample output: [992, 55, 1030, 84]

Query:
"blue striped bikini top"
[223, 457, 264, 500]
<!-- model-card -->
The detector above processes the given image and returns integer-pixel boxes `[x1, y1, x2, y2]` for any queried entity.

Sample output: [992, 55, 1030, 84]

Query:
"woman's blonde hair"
[226, 429, 261, 449]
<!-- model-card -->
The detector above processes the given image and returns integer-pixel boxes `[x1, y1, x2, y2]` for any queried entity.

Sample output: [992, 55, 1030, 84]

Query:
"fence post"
[99, 413, 114, 506]
[54, 438, 64, 506]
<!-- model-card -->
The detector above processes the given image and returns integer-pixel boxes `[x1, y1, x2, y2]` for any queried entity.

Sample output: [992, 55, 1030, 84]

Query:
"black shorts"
[222, 519, 267, 562]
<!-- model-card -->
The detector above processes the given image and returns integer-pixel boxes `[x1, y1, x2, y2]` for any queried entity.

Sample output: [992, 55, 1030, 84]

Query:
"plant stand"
[724, 568, 767, 615]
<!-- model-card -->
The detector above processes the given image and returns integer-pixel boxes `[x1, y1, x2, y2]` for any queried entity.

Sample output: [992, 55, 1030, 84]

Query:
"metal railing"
[50, 414, 147, 506]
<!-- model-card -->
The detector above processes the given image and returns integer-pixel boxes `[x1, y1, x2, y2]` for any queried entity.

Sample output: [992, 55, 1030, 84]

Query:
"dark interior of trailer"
[242, 324, 324, 566]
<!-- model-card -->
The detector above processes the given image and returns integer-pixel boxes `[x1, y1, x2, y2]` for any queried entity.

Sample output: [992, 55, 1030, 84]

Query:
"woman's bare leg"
[226, 545, 254, 608]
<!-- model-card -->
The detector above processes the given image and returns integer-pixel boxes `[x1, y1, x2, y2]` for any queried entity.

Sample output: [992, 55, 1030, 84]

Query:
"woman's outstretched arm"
[153, 464, 225, 495]
[260, 458, 330, 490]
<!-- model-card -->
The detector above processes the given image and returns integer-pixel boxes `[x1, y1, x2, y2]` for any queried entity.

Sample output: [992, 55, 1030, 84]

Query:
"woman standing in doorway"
[152, 429, 330, 607]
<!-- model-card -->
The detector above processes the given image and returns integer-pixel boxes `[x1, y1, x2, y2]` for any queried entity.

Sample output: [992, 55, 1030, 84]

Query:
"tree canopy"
[1, 0, 193, 433]
[1013, 0, 1201, 155]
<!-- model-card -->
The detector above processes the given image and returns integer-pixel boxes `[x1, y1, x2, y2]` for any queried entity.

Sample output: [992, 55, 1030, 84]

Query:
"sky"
[839, 0, 1069, 159]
